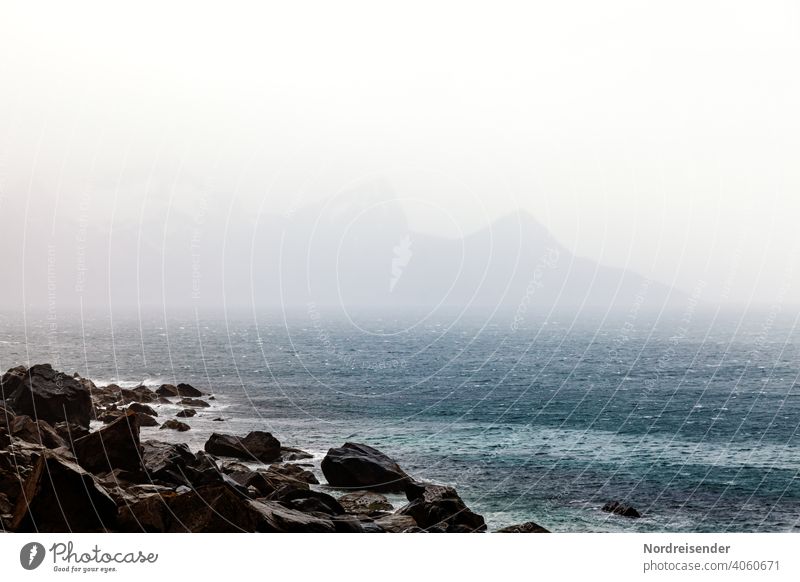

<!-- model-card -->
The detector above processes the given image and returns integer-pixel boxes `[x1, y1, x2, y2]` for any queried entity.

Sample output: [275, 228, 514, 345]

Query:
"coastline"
[1, 363, 552, 533]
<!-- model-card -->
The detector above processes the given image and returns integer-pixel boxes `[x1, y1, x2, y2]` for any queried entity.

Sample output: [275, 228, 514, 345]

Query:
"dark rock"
[4, 364, 92, 427]
[141, 440, 196, 483]
[118, 483, 336, 532]
[601, 500, 641, 518]
[496, 521, 551, 533]
[52, 422, 90, 443]
[398, 483, 487, 532]
[73, 410, 143, 473]
[156, 384, 179, 397]
[271, 487, 345, 515]
[176, 383, 203, 397]
[134, 413, 159, 427]
[120, 386, 158, 404]
[321, 442, 411, 492]
[179, 397, 209, 408]
[268, 462, 318, 484]
[176, 408, 196, 418]
[204, 431, 281, 463]
[10, 450, 117, 532]
[8, 415, 67, 449]
[0, 428, 9, 449]
[280, 446, 313, 461]
[212, 417, 225, 422]
[160, 419, 190, 432]
[127, 402, 157, 417]
[338, 491, 394, 514]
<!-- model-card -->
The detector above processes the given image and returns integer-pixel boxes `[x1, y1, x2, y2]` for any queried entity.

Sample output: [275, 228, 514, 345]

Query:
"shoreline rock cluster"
[0, 363, 556, 533]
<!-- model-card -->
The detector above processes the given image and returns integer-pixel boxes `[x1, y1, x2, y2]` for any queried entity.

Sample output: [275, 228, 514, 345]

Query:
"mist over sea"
[1, 308, 798, 532]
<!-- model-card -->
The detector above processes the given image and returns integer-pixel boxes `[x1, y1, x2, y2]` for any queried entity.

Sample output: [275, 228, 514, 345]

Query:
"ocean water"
[1, 308, 799, 532]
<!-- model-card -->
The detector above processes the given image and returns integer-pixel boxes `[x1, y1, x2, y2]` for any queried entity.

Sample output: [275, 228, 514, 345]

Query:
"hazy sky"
[1, 1, 799, 306]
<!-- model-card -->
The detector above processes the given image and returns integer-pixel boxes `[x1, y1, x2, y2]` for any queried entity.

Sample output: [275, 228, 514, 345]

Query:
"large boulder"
[73, 410, 143, 473]
[601, 500, 641, 518]
[398, 483, 486, 532]
[120, 386, 158, 404]
[10, 450, 117, 532]
[155, 384, 179, 397]
[374, 514, 418, 532]
[176, 383, 203, 397]
[496, 521, 550, 533]
[267, 463, 318, 485]
[3, 364, 92, 428]
[321, 442, 411, 492]
[204, 432, 281, 463]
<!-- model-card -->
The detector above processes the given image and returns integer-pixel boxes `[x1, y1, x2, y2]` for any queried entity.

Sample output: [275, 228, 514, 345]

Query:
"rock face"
[602, 500, 641, 518]
[398, 483, 487, 532]
[321, 442, 411, 492]
[141, 440, 197, 484]
[204, 432, 281, 463]
[160, 419, 190, 432]
[8, 416, 68, 449]
[3, 364, 92, 428]
[73, 410, 143, 473]
[338, 491, 394, 514]
[496, 521, 550, 533]
[11, 450, 117, 532]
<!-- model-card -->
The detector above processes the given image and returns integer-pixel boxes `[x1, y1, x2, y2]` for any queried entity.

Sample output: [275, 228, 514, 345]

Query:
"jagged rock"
[204, 431, 281, 463]
[176, 408, 196, 418]
[3, 364, 92, 427]
[135, 413, 159, 427]
[52, 422, 90, 443]
[8, 416, 67, 449]
[398, 483, 486, 532]
[141, 440, 196, 483]
[127, 402, 158, 417]
[321, 442, 411, 492]
[496, 521, 550, 533]
[179, 397, 209, 408]
[374, 514, 418, 532]
[73, 410, 143, 473]
[160, 419, 190, 431]
[602, 500, 641, 518]
[338, 491, 394, 514]
[10, 450, 117, 532]
[156, 384, 179, 397]
[267, 463, 318, 484]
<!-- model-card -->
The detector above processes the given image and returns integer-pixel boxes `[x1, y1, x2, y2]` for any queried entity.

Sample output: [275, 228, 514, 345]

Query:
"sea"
[1, 307, 798, 532]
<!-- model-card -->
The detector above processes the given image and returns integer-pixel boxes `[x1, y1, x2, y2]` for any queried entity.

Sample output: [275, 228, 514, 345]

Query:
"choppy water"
[1, 308, 799, 532]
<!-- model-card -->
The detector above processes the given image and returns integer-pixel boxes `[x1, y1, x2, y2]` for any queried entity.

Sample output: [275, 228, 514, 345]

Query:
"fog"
[1, 1, 799, 313]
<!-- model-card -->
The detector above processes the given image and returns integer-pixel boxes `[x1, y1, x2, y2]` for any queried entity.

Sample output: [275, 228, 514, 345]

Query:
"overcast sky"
[1, 1, 799, 307]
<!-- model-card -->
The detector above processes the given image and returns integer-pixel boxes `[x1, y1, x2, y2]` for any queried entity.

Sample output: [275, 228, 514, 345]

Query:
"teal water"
[1, 309, 798, 532]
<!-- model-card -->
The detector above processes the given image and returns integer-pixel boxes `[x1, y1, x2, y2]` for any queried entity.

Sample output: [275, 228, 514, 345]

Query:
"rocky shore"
[0, 363, 552, 533]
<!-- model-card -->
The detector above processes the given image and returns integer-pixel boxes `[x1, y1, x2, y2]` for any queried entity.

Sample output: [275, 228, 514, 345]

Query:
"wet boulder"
[338, 490, 394, 514]
[398, 483, 486, 532]
[602, 500, 641, 518]
[204, 431, 281, 463]
[160, 419, 190, 432]
[73, 410, 143, 473]
[496, 521, 550, 533]
[4, 364, 92, 428]
[321, 442, 411, 492]
[10, 450, 117, 532]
